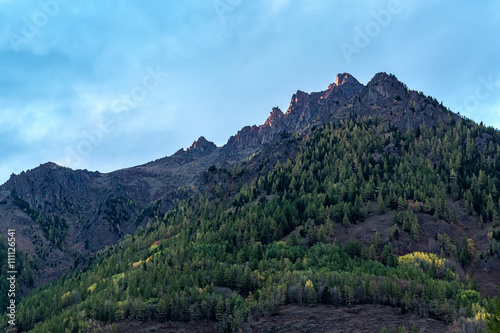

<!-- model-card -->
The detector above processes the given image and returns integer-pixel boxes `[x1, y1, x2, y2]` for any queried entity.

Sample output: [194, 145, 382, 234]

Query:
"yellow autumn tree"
[305, 279, 317, 305]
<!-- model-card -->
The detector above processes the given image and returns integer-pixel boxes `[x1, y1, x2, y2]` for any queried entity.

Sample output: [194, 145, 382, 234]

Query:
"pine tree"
[373, 231, 380, 249]
[157, 298, 167, 322]
[216, 297, 225, 322]
[410, 218, 419, 241]
[486, 299, 500, 332]
[342, 213, 350, 228]
[378, 193, 387, 214]
[369, 244, 377, 260]
[344, 285, 354, 306]
[382, 244, 398, 267]
[398, 197, 407, 211]
[325, 216, 334, 237]
[424, 198, 433, 213]
[389, 225, 400, 241]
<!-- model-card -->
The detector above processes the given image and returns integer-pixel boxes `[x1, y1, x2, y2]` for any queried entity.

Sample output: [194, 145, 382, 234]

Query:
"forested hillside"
[3, 113, 500, 332]
[0, 72, 467, 296]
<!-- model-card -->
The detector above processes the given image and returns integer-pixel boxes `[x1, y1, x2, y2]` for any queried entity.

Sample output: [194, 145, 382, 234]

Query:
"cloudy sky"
[0, 0, 499, 184]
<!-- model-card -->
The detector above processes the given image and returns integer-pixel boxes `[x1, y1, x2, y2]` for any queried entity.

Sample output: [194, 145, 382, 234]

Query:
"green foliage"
[382, 244, 398, 268]
[11, 193, 68, 250]
[5, 116, 500, 331]
[486, 298, 500, 332]
[102, 195, 134, 234]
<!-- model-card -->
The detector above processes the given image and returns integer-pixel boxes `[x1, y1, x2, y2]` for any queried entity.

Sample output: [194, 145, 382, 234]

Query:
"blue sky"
[0, 0, 499, 184]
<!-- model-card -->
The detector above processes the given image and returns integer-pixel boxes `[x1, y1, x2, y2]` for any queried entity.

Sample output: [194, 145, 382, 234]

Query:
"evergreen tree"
[486, 299, 500, 332]
[378, 193, 387, 214]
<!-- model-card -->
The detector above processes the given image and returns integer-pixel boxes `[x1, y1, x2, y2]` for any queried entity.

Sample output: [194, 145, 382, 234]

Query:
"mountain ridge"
[2, 72, 500, 332]
[0, 71, 450, 185]
[0, 71, 472, 289]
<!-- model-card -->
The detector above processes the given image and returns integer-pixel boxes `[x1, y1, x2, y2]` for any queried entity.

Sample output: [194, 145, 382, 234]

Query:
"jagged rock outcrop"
[186, 136, 217, 156]
[222, 73, 366, 156]
[263, 107, 284, 128]
[284, 73, 364, 130]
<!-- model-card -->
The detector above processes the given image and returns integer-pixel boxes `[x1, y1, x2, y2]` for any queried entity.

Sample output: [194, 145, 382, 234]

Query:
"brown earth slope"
[114, 304, 449, 333]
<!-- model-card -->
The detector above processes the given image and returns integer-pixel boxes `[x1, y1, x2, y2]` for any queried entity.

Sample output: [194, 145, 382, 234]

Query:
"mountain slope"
[1, 71, 500, 332]
[0, 73, 457, 279]
[1, 72, 500, 332]
[0, 72, 392, 287]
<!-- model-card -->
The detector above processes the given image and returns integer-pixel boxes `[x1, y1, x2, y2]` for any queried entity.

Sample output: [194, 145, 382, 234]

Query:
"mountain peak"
[368, 72, 407, 88]
[39, 162, 61, 169]
[326, 73, 361, 89]
[187, 136, 217, 154]
[271, 106, 283, 116]
[366, 72, 408, 99]
[318, 73, 364, 103]
[264, 107, 284, 127]
[335, 73, 355, 86]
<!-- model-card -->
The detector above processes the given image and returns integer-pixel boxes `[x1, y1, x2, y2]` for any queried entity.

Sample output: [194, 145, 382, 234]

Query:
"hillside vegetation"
[3, 114, 500, 332]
